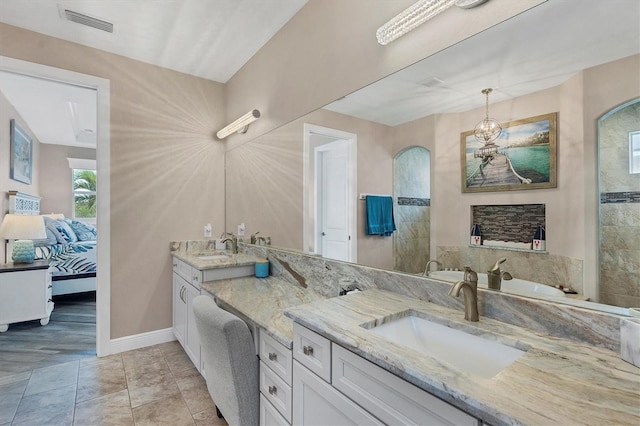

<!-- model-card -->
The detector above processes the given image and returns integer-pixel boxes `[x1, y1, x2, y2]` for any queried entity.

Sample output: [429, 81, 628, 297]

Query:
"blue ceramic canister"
[255, 259, 269, 278]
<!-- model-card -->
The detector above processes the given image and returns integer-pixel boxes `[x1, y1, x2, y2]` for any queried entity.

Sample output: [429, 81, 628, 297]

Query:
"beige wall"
[39, 144, 96, 217]
[0, 90, 41, 263]
[224, 0, 545, 151]
[0, 23, 226, 339]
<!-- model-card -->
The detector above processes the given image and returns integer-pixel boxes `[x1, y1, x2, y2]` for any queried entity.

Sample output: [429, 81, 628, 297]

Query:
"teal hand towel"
[365, 196, 396, 236]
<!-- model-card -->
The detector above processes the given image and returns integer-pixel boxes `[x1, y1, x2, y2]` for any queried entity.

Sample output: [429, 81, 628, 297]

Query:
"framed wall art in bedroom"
[10, 119, 33, 185]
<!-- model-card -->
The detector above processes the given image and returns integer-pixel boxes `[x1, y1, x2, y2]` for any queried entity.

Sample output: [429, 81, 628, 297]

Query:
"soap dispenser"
[470, 223, 482, 246]
[532, 224, 546, 251]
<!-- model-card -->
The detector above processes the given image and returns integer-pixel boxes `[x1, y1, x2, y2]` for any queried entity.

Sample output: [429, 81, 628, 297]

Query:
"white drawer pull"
[268, 352, 277, 361]
[303, 345, 314, 356]
[268, 385, 277, 395]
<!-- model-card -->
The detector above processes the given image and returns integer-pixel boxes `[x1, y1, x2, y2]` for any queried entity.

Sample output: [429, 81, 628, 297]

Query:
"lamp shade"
[0, 214, 47, 240]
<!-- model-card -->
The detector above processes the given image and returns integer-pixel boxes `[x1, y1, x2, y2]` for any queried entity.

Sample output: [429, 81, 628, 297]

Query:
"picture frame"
[461, 112, 557, 193]
[10, 119, 33, 185]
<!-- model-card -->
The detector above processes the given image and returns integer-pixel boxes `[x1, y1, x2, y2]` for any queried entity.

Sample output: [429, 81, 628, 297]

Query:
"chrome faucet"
[423, 260, 441, 277]
[221, 232, 238, 254]
[255, 236, 267, 246]
[250, 231, 260, 244]
[487, 257, 511, 290]
[448, 266, 479, 321]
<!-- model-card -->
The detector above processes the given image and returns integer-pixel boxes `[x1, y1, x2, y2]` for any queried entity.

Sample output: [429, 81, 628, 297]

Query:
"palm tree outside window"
[73, 169, 97, 220]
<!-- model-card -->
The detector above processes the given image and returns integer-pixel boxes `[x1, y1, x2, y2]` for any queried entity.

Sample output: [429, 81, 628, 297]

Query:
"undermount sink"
[367, 314, 526, 378]
[195, 254, 230, 260]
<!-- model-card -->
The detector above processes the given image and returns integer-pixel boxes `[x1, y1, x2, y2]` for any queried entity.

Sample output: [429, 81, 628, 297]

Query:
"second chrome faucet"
[448, 266, 479, 322]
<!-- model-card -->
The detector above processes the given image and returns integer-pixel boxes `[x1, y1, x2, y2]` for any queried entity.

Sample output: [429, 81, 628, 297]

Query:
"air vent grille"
[63, 9, 113, 33]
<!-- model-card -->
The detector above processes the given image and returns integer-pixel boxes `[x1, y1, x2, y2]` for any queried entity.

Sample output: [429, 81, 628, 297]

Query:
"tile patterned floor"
[0, 341, 228, 426]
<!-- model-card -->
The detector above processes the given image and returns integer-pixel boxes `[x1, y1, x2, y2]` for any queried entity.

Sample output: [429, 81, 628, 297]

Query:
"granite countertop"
[172, 249, 261, 271]
[285, 289, 640, 426]
[201, 276, 326, 348]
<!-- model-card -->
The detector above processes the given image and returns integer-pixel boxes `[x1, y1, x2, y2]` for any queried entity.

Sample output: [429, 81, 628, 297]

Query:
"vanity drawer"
[260, 331, 292, 385]
[260, 394, 289, 426]
[173, 257, 202, 289]
[332, 344, 479, 426]
[293, 323, 331, 383]
[260, 361, 292, 423]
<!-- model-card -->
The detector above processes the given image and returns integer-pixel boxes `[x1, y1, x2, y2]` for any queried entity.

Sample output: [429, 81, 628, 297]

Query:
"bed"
[7, 191, 97, 296]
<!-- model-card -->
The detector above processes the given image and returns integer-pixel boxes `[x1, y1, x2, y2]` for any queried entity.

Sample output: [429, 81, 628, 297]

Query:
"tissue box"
[621, 318, 640, 368]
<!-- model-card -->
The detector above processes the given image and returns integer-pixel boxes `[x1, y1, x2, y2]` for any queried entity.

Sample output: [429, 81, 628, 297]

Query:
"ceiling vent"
[60, 7, 113, 33]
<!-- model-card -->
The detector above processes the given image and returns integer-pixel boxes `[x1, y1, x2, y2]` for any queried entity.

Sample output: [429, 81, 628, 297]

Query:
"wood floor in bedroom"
[0, 293, 225, 426]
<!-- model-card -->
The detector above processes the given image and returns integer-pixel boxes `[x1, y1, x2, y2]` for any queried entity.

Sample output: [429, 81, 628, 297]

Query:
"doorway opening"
[303, 124, 357, 263]
[0, 56, 111, 357]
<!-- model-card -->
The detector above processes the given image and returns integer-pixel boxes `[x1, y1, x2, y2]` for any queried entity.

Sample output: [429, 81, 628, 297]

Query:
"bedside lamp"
[0, 214, 46, 263]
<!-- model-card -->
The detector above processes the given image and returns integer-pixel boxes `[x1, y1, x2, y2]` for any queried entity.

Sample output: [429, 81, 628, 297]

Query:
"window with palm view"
[73, 169, 97, 219]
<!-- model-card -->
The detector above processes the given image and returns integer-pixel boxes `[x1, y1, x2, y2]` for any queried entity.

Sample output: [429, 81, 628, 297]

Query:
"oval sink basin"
[367, 315, 526, 378]
[196, 254, 230, 260]
[427, 270, 565, 298]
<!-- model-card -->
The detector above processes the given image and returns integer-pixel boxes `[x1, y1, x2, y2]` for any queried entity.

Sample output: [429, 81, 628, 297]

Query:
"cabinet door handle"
[180, 286, 186, 303]
[268, 352, 277, 361]
[47, 285, 53, 289]
[193, 275, 199, 282]
[268, 385, 277, 395]
[173, 263, 177, 267]
[303, 345, 314, 356]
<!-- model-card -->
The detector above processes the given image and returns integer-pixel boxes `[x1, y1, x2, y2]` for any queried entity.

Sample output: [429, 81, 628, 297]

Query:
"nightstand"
[0, 261, 53, 332]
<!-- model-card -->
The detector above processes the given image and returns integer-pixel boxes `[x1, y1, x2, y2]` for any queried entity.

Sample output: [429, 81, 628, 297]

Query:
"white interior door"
[318, 140, 350, 261]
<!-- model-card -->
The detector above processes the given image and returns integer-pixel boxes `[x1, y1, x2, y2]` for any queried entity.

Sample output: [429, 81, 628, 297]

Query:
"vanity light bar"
[376, 0, 456, 45]
[216, 109, 261, 140]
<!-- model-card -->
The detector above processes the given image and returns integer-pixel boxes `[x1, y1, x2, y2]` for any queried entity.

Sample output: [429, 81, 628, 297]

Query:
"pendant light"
[474, 88, 502, 144]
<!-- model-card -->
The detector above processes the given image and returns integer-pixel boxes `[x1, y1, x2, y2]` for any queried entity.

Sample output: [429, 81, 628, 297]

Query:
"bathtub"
[427, 270, 566, 298]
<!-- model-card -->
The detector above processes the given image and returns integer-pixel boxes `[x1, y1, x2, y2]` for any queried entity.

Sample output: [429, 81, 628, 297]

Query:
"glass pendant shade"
[474, 88, 502, 144]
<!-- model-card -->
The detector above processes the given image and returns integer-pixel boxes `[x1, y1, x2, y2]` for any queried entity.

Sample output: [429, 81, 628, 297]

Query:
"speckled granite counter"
[200, 276, 325, 348]
[285, 289, 640, 426]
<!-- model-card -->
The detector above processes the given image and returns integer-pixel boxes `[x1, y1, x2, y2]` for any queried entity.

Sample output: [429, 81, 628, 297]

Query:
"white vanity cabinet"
[292, 323, 481, 426]
[259, 331, 292, 425]
[172, 257, 203, 372]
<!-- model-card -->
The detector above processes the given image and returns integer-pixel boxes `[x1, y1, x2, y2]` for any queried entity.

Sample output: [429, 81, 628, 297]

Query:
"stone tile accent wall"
[471, 204, 545, 243]
[599, 100, 640, 308]
[394, 147, 431, 274]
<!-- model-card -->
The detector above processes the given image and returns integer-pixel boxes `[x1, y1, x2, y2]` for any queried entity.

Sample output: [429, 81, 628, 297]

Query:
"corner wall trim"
[109, 328, 176, 355]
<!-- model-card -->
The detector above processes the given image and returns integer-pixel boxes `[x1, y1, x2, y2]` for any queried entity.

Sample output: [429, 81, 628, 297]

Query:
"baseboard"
[109, 327, 176, 354]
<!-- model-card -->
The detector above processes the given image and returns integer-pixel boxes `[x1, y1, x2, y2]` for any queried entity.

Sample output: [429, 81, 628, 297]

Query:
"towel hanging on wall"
[365, 195, 396, 236]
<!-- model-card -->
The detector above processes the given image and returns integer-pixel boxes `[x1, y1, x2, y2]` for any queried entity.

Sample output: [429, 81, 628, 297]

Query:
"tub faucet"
[487, 257, 510, 290]
[221, 232, 238, 254]
[448, 266, 479, 322]
[423, 260, 441, 277]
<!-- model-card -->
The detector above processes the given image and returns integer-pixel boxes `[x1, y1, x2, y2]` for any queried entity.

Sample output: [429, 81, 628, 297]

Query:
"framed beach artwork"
[460, 112, 557, 193]
[10, 119, 33, 185]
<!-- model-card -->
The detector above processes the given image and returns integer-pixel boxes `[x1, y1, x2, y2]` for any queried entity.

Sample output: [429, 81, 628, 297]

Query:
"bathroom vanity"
[171, 242, 258, 371]
[201, 270, 639, 426]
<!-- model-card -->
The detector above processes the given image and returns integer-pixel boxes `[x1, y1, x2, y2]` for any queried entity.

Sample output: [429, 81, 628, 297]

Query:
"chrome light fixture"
[376, 0, 490, 45]
[216, 109, 261, 140]
[376, 0, 456, 45]
[474, 88, 502, 144]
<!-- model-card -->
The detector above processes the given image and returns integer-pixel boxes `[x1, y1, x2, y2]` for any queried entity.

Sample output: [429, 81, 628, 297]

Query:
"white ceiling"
[0, 0, 308, 83]
[0, 0, 308, 147]
[324, 0, 640, 126]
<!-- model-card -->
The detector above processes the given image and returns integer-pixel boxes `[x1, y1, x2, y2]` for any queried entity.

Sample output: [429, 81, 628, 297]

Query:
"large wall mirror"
[226, 1, 639, 313]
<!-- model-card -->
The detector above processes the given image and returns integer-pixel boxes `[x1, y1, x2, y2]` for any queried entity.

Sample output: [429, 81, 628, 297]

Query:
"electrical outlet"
[237, 223, 245, 236]
[204, 223, 212, 238]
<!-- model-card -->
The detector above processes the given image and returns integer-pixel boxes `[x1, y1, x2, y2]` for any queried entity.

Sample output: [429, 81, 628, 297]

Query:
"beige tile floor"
[0, 341, 228, 426]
